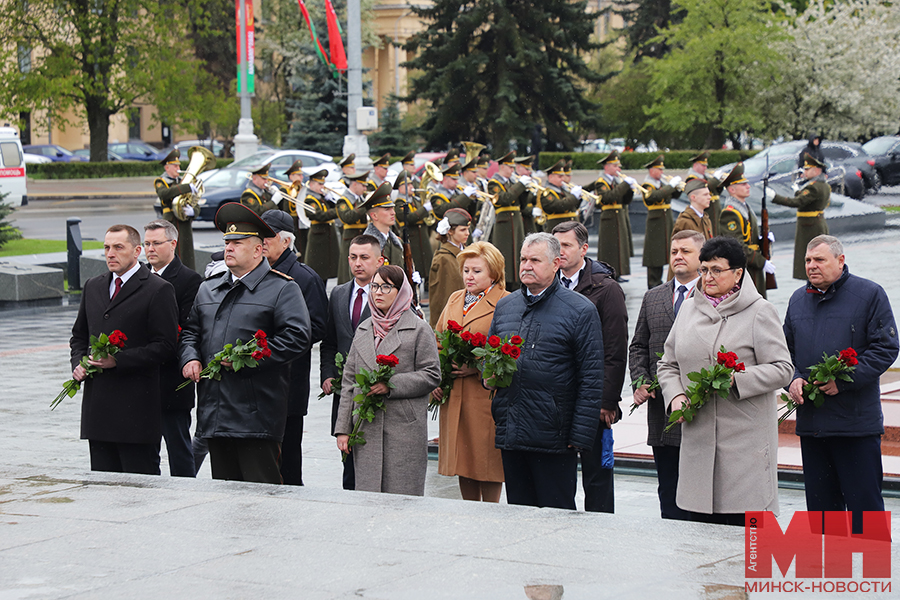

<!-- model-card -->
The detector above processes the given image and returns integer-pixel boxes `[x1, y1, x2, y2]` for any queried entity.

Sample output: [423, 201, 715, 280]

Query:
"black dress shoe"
[616, 276, 629, 283]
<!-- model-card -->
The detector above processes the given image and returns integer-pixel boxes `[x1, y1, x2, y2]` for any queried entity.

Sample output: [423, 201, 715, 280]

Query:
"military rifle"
[761, 154, 777, 290]
[400, 200, 424, 318]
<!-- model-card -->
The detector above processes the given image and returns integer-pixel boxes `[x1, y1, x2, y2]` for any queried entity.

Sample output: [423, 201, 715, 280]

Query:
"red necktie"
[351, 288, 364, 330]
[111, 277, 123, 300]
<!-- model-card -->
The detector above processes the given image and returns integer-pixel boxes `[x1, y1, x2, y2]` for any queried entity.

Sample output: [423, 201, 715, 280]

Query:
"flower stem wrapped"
[665, 346, 745, 432]
[176, 330, 271, 391]
[343, 354, 399, 461]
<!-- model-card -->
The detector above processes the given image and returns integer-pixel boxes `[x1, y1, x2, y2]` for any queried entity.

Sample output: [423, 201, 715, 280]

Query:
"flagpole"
[233, 0, 258, 161]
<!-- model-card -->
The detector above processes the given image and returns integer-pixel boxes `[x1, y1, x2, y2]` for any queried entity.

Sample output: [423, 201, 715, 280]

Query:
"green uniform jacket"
[305, 191, 340, 281]
[487, 176, 527, 286]
[154, 174, 196, 271]
[641, 180, 677, 268]
[541, 183, 579, 231]
[719, 197, 767, 299]
[394, 193, 433, 283]
[672, 206, 713, 240]
[773, 178, 830, 280]
[336, 192, 369, 284]
[430, 185, 476, 219]
[519, 183, 540, 235]
[592, 176, 633, 277]
[240, 184, 278, 216]
[364, 223, 404, 268]
[428, 242, 464, 328]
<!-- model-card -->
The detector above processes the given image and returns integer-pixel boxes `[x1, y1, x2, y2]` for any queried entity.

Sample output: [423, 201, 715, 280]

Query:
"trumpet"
[662, 174, 686, 192]
[616, 175, 650, 201]
[563, 182, 599, 204]
[254, 174, 316, 227]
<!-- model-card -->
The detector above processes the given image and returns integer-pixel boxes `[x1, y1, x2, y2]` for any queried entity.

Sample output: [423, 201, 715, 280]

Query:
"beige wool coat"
[335, 309, 441, 496]
[657, 278, 793, 515]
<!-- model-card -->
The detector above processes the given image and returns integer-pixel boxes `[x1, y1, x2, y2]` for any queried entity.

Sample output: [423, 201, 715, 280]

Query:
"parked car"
[752, 140, 876, 197]
[23, 153, 52, 164]
[108, 140, 167, 162]
[156, 149, 341, 222]
[72, 149, 125, 161]
[170, 139, 227, 158]
[22, 144, 86, 162]
[861, 136, 900, 189]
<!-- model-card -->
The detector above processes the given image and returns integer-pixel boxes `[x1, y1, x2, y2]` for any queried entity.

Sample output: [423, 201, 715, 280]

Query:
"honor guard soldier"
[241, 164, 281, 216]
[339, 154, 356, 187]
[541, 160, 582, 230]
[488, 151, 529, 289]
[362, 182, 405, 267]
[586, 150, 633, 281]
[304, 169, 341, 281]
[399, 151, 420, 187]
[458, 157, 483, 230]
[475, 155, 491, 193]
[367, 153, 391, 192]
[719, 163, 775, 298]
[336, 171, 372, 284]
[394, 171, 433, 282]
[430, 162, 477, 219]
[280, 159, 309, 256]
[769, 155, 830, 280]
[685, 151, 723, 235]
[641, 155, 681, 289]
[515, 156, 541, 235]
[673, 178, 714, 240]
[154, 149, 198, 270]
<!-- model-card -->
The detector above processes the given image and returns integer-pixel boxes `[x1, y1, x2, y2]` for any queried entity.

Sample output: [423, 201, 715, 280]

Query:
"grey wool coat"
[335, 309, 441, 496]
[657, 277, 793, 515]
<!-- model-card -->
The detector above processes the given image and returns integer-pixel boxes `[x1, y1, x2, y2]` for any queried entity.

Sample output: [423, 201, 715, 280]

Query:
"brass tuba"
[172, 146, 217, 221]
[418, 161, 443, 226]
[461, 140, 485, 165]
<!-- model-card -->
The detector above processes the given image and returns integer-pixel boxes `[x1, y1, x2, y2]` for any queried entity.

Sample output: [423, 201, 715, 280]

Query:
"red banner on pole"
[325, 0, 347, 72]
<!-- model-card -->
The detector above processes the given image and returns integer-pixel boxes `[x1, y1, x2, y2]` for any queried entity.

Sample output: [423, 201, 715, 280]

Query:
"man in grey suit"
[320, 234, 384, 489]
[628, 229, 704, 520]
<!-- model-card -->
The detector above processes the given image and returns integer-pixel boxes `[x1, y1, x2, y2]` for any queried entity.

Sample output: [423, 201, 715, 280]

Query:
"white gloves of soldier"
[532, 207, 543, 218]
[325, 191, 339, 203]
[189, 183, 200, 196]
[765, 187, 776, 200]
[463, 185, 478, 198]
[667, 176, 683, 188]
[623, 176, 638, 186]
[472, 228, 484, 241]
[570, 185, 583, 199]
[767, 231, 775, 243]
[763, 260, 776, 275]
[713, 168, 727, 181]
[270, 189, 284, 204]
[518, 175, 533, 186]
[411, 271, 422, 285]
[423, 201, 433, 212]
[183, 205, 195, 217]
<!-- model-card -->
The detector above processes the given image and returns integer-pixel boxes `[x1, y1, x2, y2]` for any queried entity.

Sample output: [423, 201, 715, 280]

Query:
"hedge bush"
[27, 158, 234, 180]
[539, 150, 759, 171]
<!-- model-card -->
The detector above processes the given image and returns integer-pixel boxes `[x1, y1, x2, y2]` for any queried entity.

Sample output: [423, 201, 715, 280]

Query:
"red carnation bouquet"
[472, 333, 524, 392]
[51, 330, 128, 410]
[343, 354, 399, 461]
[665, 346, 745, 432]
[778, 347, 857, 424]
[430, 320, 487, 415]
[177, 329, 271, 391]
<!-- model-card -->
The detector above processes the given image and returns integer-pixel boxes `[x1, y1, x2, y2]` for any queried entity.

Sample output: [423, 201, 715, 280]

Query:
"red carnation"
[377, 354, 399, 367]
[725, 355, 737, 369]
[716, 352, 728, 365]
[108, 330, 127, 348]
[501, 343, 512, 356]
[447, 320, 464, 334]
[254, 330, 267, 340]
[488, 335, 501, 348]
[470, 332, 487, 347]
[734, 362, 746, 372]
[460, 331, 473, 342]
[510, 335, 523, 345]
[508, 346, 521, 359]
[839, 348, 857, 364]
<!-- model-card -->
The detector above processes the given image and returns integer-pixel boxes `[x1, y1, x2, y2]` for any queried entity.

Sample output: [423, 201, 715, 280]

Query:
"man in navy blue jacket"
[783, 235, 898, 533]
[488, 232, 605, 510]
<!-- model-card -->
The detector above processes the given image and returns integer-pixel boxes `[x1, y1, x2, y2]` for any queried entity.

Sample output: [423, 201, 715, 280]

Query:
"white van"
[0, 127, 27, 206]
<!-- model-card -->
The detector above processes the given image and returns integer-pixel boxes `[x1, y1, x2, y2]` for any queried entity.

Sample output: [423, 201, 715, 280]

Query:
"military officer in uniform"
[336, 171, 371, 284]
[443, 148, 460, 167]
[363, 182, 405, 267]
[684, 151, 723, 236]
[154, 149, 197, 271]
[475, 155, 491, 193]
[719, 163, 776, 298]
[241, 165, 281, 216]
[278, 159, 309, 256]
[541, 159, 582, 230]
[399, 151, 420, 187]
[339, 154, 356, 187]
[514, 156, 541, 235]
[769, 155, 830, 280]
[431, 162, 478, 218]
[367, 153, 391, 192]
[304, 168, 341, 281]
[393, 171, 432, 283]
[586, 150, 633, 281]
[488, 151, 529, 289]
[641, 155, 681, 289]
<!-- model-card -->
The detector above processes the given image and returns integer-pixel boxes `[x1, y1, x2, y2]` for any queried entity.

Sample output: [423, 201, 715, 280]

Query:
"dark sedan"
[861, 136, 900, 188]
[109, 140, 167, 162]
[22, 144, 86, 162]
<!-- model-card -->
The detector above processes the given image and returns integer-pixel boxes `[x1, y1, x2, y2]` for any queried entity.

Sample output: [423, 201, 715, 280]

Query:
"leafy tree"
[403, 0, 601, 151]
[0, 195, 22, 249]
[368, 98, 415, 156]
[284, 55, 350, 155]
[610, 0, 684, 62]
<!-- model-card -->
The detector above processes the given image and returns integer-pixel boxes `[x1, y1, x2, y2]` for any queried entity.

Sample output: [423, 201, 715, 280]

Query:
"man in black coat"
[553, 221, 627, 513]
[261, 210, 328, 486]
[320, 234, 383, 489]
[143, 219, 202, 477]
[70, 224, 179, 475]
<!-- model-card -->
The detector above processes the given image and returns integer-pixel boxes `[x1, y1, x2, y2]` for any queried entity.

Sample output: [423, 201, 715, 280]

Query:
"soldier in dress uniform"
[488, 151, 529, 289]
[278, 159, 309, 256]
[154, 149, 197, 271]
[684, 151, 723, 236]
[430, 162, 478, 219]
[562, 158, 574, 186]
[241, 164, 281, 216]
[366, 153, 391, 192]
[399, 151, 420, 187]
[673, 178, 713, 240]
[475, 155, 491, 193]
[641, 155, 681, 289]
[458, 157, 483, 232]
[769, 155, 830, 280]
[393, 171, 432, 284]
[515, 156, 541, 235]
[585, 150, 633, 281]
[304, 168, 341, 281]
[339, 154, 356, 187]
[336, 171, 371, 284]
[443, 148, 460, 167]
[719, 163, 776, 298]
[362, 182, 404, 267]
[541, 159, 582, 230]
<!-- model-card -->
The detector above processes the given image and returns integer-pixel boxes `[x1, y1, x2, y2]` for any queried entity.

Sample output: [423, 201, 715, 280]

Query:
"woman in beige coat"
[428, 208, 471, 328]
[657, 236, 793, 525]
[433, 242, 509, 502]
[335, 265, 441, 496]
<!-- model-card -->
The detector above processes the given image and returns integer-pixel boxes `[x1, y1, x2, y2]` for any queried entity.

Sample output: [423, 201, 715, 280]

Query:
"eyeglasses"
[698, 267, 738, 278]
[370, 283, 398, 294]
[143, 240, 174, 248]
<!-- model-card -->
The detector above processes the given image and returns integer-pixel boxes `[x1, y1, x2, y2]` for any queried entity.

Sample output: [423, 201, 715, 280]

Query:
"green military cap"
[684, 178, 708, 196]
[362, 182, 395, 210]
[688, 151, 710, 165]
[721, 163, 748, 187]
[308, 168, 328, 183]
[249, 164, 270, 177]
[563, 156, 573, 173]
[339, 154, 355, 168]
[643, 155, 666, 169]
[346, 170, 369, 183]
[803, 155, 827, 171]
[216, 202, 276, 240]
[160, 149, 180, 166]
[372, 153, 391, 168]
[443, 148, 460, 165]
[400, 151, 415, 165]
[514, 155, 534, 166]
[547, 159, 567, 175]
[285, 159, 304, 176]
[393, 170, 411, 190]
[597, 150, 620, 166]
[476, 154, 491, 167]
[461, 157, 478, 172]
[442, 163, 461, 178]
[497, 151, 516, 165]
[445, 207, 472, 227]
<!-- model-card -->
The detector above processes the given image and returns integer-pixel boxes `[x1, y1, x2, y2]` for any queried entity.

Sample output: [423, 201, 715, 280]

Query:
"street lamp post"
[233, 0, 258, 161]
[342, 0, 369, 162]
